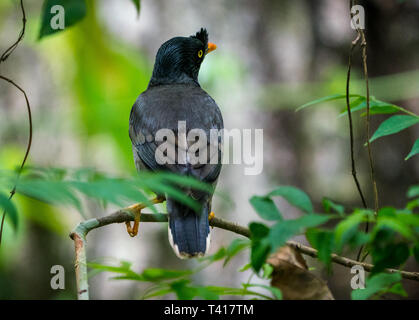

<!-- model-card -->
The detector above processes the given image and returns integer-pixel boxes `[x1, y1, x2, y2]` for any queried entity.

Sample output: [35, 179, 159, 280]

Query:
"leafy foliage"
[298, 94, 419, 161]
[247, 184, 417, 299]
[369, 115, 419, 143]
[88, 242, 280, 300]
[0, 167, 215, 228]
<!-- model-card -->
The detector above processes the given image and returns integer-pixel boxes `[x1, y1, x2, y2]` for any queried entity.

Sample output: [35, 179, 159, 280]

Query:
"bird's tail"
[167, 198, 210, 259]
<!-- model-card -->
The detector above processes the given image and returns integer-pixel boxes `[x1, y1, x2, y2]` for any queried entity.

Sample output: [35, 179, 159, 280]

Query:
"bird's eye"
[198, 50, 203, 58]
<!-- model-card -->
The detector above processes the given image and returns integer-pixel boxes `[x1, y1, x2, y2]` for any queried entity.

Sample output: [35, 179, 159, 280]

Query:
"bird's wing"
[129, 85, 223, 188]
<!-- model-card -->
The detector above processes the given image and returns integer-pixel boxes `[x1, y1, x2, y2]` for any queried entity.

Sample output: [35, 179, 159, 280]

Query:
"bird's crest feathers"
[191, 28, 208, 48]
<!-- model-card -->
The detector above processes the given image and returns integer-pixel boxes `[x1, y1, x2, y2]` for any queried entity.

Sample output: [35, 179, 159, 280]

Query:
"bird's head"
[149, 28, 217, 87]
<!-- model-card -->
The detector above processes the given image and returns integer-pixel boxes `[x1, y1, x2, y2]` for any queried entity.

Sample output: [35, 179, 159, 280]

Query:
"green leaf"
[334, 210, 371, 251]
[375, 207, 416, 239]
[405, 138, 419, 160]
[170, 279, 196, 300]
[131, 0, 141, 15]
[16, 180, 83, 214]
[371, 242, 410, 274]
[406, 198, 419, 211]
[269, 214, 331, 250]
[249, 223, 271, 272]
[369, 115, 419, 143]
[200, 247, 226, 263]
[268, 186, 313, 213]
[87, 262, 142, 280]
[39, 0, 87, 39]
[250, 196, 282, 221]
[223, 238, 250, 267]
[70, 179, 153, 212]
[262, 263, 274, 279]
[170, 280, 220, 300]
[153, 172, 214, 194]
[322, 198, 344, 216]
[296, 94, 361, 112]
[141, 268, 192, 282]
[238, 263, 252, 272]
[351, 273, 402, 300]
[407, 185, 419, 198]
[0, 193, 18, 230]
[387, 282, 408, 297]
[246, 284, 282, 300]
[306, 229, 334, 268]
[88, 263, 192, 283]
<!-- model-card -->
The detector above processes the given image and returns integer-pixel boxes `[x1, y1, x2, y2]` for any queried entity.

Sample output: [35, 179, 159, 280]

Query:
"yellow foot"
[208, 211, 215, 222]
[125, 196, 165, 237]
[125, 205, 142, 237]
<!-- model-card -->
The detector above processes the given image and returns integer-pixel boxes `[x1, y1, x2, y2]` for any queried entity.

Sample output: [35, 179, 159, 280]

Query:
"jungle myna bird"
[128, 28, 223, 258]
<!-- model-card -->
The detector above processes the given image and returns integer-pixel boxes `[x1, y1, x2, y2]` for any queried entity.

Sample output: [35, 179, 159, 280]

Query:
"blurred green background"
[0, 0, 418, 299]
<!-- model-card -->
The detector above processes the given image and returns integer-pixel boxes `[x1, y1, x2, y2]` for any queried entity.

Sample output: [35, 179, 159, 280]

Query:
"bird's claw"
[125, 197, 165, 237]
[126, 209, 141, 237]
[208, 211, 215, 221]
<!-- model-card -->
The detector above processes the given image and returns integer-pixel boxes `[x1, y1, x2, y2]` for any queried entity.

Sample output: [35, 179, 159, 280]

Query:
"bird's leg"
[125, 196, 165, 237]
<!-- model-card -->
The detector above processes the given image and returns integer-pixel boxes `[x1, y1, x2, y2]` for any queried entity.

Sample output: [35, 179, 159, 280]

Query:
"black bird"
[128, 28, 223, 258]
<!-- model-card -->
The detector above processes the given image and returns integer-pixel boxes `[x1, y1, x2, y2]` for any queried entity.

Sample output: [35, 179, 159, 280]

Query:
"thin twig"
[349, 0, 379, 262]
[0, 0, 32, 246]
[69, 206, 419, 300]
[348, 1, 369, 261]
[0, 0, 26, 63]
[359, 30, 379, 216]
[346, 33, 367, 210]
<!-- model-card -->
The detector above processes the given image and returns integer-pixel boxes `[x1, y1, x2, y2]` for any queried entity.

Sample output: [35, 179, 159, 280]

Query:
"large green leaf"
[250, 196, 282, 221]
[405, 138, 419, 160]
[370, 213, 411, 274]
[39, 0, 87, 39]
[339, 98, 399, 118]
[370, 115, 419, 143]
[268, 186, 313, 213]
[334, 210, 371, 251]
[306, 229, 334, 268]
[0, 193, 18, 230]
[371, 242, 410, 274]
[249, 222, 271, 272]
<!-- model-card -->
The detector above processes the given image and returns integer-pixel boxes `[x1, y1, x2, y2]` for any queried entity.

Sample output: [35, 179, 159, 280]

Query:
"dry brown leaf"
[268, 246, 334, 300]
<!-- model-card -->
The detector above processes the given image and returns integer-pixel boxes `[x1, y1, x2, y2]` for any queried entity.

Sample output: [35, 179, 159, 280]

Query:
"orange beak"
[207, 42, 217, 54]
